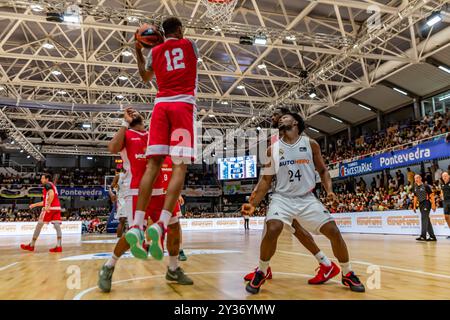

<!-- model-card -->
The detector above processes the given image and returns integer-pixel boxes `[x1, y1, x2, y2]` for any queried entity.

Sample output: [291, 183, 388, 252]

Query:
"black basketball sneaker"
[342, 271, 365, 292]
[245, 270, 266, 294]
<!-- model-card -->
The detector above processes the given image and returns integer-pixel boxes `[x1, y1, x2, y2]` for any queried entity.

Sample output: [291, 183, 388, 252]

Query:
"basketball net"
[201, 0, 238, 26]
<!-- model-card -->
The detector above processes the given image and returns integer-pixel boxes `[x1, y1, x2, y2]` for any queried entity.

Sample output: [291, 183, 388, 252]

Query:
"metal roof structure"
[0, 0, 448, 159]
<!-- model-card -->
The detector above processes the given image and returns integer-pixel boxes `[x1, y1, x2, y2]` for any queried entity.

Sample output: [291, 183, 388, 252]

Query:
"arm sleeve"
[188, 38, 200, 59]
[43, 183, 52, 191]
[145, 49, 153, 71]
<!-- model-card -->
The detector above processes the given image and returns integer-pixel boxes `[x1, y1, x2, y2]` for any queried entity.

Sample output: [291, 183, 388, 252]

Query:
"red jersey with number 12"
[147, 38, 199, 105]
[120, 129, 148, 196]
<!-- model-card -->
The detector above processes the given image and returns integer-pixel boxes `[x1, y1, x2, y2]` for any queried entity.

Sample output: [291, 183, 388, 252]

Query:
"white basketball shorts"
[267, 192, 334, 235]
[115, 196, 132, 221]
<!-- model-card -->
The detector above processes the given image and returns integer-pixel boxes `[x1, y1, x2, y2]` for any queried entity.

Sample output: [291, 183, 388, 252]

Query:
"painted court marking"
[73, 270, 340, 300]
[59, 249, 241, 261]
[278, 250, 450, 280]
[0, 262, 19, 272]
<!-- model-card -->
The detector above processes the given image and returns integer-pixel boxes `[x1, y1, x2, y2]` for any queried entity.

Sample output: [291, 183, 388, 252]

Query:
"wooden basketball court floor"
[0, 229, 449, 300]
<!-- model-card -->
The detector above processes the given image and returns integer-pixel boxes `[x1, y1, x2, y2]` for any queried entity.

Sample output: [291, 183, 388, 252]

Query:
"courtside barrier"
[0, 221, 82, 236]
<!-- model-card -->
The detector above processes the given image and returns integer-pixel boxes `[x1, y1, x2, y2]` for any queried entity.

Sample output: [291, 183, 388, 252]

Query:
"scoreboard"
[218, 155, 257, 180]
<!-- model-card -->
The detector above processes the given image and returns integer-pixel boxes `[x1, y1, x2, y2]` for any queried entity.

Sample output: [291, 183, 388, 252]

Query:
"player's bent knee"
[320, 221, 341, 239]
[265, 220, 284, 238]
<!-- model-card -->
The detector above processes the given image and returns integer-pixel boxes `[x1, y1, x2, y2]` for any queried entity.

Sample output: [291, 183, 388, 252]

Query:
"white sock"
[340, 262, 352, 275]
[314, 251, 332, 267]
[258, 259, 270, 274]
[133, 210, 145, 229]
[105, 254, 119, 268]
[168, 255, 178, 272]
[159, 210, 172, 228]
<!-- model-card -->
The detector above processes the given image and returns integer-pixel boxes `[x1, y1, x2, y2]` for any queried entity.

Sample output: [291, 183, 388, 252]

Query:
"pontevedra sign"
[339, 137, 449, 177]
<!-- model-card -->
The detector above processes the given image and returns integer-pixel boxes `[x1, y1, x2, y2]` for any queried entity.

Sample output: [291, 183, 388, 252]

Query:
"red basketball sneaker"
[308, 261, 340, 285]
[20, 244, 35, 252]
[244, 266, 272, 281]
[245, 270, 267, 294]
[49, 246, 62, 253]
[342, 271, 365, 292]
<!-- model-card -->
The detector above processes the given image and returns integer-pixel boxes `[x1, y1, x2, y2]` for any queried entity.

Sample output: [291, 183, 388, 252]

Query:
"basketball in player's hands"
[135, 24, 164, 49]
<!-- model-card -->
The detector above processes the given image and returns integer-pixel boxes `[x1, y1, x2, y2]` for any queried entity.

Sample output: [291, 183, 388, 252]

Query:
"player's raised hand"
[327, 192, 338, 203]
[135, 36, 143, 50]
[241, 203, 255, 216]
[124, 107, 135, 124]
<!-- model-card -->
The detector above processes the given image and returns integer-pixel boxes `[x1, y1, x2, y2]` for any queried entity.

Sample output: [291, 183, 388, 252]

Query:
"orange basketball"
[135, 24, 164, 49]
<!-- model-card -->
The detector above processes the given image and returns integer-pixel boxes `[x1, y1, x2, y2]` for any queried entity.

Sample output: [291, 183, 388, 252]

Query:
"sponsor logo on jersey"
[279, 159, 310, 167]
[279, 149, 284, 155]
[135, 154, 146, 159]
[299, 147, 307, 152]
[131, 138, 141, 141]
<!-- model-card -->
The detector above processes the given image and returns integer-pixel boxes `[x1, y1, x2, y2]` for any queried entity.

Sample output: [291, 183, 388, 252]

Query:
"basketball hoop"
[201, 0, 238, 26]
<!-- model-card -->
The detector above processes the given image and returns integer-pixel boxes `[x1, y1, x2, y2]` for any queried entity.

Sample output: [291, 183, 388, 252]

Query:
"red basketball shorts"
[41, 210, 62, 223]
[146, 102, 197, 161]
[132, 195, 181, 224]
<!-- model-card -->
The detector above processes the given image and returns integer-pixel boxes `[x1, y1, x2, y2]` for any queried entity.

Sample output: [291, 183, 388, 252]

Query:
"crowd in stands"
[0, 168, 114, 187]
[0, 206, 110, 222]
[185, 170, 219, 187]
[324, 112, 449, 166]
[320, 165, 449, 213]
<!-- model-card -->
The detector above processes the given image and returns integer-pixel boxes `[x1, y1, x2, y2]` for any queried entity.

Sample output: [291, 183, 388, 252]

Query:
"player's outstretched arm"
[242, 147, 274, 214]
[30, 201, 44, 209]
[110, 174, 119, 189]
[135, 42, 154, 83]
[108, 108, 134, 154]
[310, 139, 336, 201]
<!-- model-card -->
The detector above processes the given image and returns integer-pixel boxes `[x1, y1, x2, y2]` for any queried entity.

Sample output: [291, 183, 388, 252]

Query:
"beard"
[278, 123, 292, 132]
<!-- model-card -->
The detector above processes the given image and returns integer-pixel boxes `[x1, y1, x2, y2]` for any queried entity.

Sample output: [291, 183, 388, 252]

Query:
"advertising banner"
[338, 137, 450, 178]
[372, 137, 450, 171]
[0, 186, 107, 198]
[339, 158, 373, 178]
[0, 221, 82, 236]
[334, 209, 448, 236]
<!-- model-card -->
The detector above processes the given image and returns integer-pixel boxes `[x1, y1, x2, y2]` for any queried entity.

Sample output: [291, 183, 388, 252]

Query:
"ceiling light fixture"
[438, 65, 450, 74]
[358, 103, 371, 111]
[257, 63, 267, 70]
[393, 87, 408, 96]
[42, 42, 54, 49]
[426, 12, 442, 27]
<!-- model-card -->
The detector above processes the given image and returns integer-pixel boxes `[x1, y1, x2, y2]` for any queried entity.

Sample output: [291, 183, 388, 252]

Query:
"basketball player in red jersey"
[20, 174, 63, 253]
[128, 17, 199, 262]
[98, 108, 192, 293]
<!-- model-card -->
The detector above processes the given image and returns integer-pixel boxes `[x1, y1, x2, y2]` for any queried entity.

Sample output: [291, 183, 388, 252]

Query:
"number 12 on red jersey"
[164, 48, 185, 71]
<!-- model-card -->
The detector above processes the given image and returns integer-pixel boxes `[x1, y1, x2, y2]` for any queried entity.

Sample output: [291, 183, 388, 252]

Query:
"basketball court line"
[278, 250, 450, 280]
[0, 262, 19, 272]
[73, 270, 340, 300]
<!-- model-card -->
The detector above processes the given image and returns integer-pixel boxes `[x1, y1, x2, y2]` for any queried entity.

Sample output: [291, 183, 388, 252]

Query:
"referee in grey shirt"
[413, 175, 436, 241]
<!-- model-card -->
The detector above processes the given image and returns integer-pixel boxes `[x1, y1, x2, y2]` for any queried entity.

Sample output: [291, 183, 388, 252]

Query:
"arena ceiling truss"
[0, 0, 448, 159]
